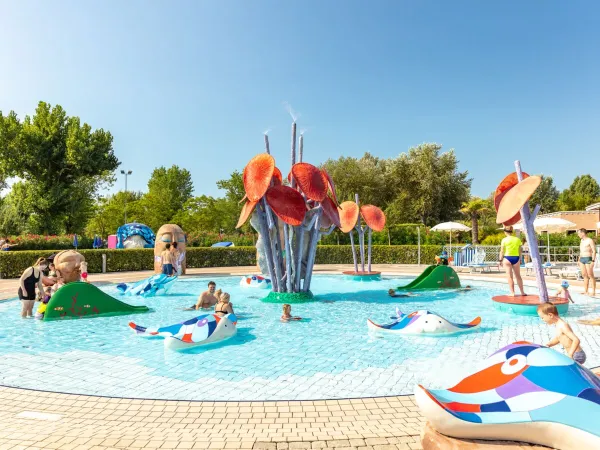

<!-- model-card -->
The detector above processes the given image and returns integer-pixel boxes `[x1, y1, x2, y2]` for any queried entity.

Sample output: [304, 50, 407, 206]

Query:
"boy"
[537, 303, 585, 364]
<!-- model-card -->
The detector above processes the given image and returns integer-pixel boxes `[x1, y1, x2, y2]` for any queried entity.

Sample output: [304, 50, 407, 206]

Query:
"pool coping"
[1, 264, 599, 449]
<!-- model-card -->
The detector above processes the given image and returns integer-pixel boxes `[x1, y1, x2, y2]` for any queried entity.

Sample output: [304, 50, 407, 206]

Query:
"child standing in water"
[555, 281, 574, 303]
[537, 303, 585, 364]
[281, 304, 302, 322]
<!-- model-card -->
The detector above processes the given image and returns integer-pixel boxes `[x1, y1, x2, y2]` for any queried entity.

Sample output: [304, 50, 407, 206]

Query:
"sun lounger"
[526, 262, 556, 277]
[559, 265, 582, 280]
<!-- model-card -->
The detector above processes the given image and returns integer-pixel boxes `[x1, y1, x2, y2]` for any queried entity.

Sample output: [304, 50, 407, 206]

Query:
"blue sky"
[1, 1, 599, 199]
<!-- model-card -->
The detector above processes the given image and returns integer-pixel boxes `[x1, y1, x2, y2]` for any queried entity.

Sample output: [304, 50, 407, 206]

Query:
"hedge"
[0, 245, 442, 279]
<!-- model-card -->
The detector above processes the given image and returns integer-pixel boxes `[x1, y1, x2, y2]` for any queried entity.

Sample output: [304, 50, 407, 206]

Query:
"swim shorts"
[504, 256, 520, 265]
[162, 264, 174, 275]
[580, 257, 593, 265]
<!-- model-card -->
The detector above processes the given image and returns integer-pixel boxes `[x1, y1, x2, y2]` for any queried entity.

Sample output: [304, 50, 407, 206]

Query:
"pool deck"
[0, 264, 598, 450]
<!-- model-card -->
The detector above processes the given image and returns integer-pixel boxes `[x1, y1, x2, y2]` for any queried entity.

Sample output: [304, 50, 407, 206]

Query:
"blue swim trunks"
[162, 264, 174, 275]
[504, 256, 520, 265]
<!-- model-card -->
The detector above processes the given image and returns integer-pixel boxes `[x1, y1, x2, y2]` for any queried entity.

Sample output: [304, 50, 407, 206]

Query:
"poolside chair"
[559, 264, 582, 281]
[525, 262, 556, 277]
[466, 249, 499, 273]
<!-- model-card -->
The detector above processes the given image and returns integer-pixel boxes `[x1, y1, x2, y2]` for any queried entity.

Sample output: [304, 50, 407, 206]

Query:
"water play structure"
[415, 341, 600, 450]
[117, 274, 177, 297]
[240, 275, 271, 289]
[491, 161, 563, 315]
[367, 309, 480, 335]
[116, 223, 155, 249]
[129, 313, 237, 350]
[236, 118, 341, 302]
[154, 224, 187, 275]
[339, 197, 386, 280]
[396, 265, 461, 290]
[44, 282, 149, 320]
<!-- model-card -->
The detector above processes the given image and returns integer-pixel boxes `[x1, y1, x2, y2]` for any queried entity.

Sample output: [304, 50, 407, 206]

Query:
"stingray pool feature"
[0, 274, 599, 401]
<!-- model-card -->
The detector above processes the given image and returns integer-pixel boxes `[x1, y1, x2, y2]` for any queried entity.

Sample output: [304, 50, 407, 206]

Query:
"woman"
[18, 257, 48, 318]
[214, 292, 234, 316]
[499, 227, 525, 296]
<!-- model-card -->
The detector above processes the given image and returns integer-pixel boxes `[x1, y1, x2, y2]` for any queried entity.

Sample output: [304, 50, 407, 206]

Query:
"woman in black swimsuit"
[18, 257, 48, 318]
[214, 292, 234, 316]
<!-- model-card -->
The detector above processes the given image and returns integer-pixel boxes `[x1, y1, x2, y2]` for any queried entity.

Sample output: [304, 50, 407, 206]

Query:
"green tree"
[459, 197, 492, 244]
[0, 102, 119, 233]
[558, 174, 600, 211]
[529, 175, 559, 213]
[86, 191, 144, 236]
[140, 165, 194, 230]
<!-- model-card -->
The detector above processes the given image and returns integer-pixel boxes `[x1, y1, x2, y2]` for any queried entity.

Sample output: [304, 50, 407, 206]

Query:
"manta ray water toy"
[240, 275, 271, 289]
[129, 313, 237, 350]
[367, 308, 481, 335]
[415, 341, 600, 450]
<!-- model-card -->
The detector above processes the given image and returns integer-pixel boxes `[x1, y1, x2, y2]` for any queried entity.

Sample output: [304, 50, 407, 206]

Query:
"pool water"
[0, 274, 599, 401]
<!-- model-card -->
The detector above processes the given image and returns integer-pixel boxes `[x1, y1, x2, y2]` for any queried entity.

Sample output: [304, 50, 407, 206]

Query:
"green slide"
[44, 282, 150, 321]
[396, 265, 461, 290]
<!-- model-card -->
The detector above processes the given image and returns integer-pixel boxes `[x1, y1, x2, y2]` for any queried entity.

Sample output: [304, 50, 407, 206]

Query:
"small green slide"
[396, 265, 461, 290]
[44, 282, 150, 321]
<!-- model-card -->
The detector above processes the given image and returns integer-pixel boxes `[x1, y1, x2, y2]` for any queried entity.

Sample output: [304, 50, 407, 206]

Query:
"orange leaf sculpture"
[321, 196, 341, 229]
[496, 176, 542, 224]
[321, 169, 339, 206]
[493, 172, 529, 226]
[272, 167, 283, 186]
[243, 154, 275, 202]
[360, 205, 386, 232]
[265, 185, 307, 226]
[291, 163, 328, 202]
[236, 200, 258, 229]
[339, 201, 359, 233]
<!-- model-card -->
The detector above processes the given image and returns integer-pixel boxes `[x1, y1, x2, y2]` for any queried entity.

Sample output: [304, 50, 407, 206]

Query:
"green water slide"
[44, 282, 150, 321]
[396, 265, 461, 290]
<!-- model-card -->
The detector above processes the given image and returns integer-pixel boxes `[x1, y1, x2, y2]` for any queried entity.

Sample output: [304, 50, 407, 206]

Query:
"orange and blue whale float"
[416, 341, 600, 450]
[367, 309, 481, 335]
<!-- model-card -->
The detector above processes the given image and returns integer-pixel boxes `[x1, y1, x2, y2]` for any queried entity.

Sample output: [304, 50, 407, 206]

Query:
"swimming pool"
[0, 274, 599, 401]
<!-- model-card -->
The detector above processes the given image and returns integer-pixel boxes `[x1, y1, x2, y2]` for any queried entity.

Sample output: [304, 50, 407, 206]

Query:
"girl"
[281, 304, 302, 322]
[18, 257, 47, 318]
[214, 292, 234, 316]
[555, 281, 574, 303]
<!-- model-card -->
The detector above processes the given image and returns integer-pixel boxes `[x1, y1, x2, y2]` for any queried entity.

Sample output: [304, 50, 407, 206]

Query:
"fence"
[444, 245, 599, 266]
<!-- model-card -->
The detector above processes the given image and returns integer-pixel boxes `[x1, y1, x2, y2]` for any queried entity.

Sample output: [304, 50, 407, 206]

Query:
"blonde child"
[214, 292, 234, 316]
[537, 303, 585, 364]
[281, 304, 302, 322]
[555, 281, 574, 303]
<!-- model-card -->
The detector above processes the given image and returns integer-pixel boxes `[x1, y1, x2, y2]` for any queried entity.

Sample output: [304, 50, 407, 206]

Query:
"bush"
[3, 234, 95, 251]
[0, 245, 444, 279]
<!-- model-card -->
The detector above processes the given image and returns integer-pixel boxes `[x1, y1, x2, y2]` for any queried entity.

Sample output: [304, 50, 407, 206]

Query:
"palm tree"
[459, 197, 492, 244]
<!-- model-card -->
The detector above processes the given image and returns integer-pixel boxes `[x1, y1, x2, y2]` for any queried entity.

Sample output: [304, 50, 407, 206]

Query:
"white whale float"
[367, 308, 481, 335]
[240, 275, 271, 289]
[129, 313, 237, 350]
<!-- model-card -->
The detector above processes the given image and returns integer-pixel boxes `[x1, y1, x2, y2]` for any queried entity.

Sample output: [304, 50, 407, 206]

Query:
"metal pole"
[417, 226, 421, 266]
[124, 173, 128, 224]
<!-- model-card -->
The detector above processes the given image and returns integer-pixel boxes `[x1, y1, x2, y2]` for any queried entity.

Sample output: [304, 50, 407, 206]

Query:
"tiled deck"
[0, 264, 598, 450]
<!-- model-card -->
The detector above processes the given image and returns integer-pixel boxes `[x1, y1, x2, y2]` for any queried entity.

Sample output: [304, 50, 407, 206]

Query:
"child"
[435, 251, 449, 266]
[537, 303, 586, 364]
[281, 304, 301, 322]
[48, 263, 57, 278]
[388, 289, 414, 298]
[80, 261, 89, 283]
[35, 287, 52, 320]
[555, 281, 574, 303]
[214, 292, 234, 316]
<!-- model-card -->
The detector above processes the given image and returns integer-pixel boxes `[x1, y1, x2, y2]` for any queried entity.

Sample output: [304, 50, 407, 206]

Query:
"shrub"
[2, 234, 95, 251]
[0, 245, 446, 279]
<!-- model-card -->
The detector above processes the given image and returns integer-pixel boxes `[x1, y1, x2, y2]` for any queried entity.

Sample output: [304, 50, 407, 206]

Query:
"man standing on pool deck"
[160, 243, 175, 276]
[578, 229, 596, 297]
[499, 226, 525, 297]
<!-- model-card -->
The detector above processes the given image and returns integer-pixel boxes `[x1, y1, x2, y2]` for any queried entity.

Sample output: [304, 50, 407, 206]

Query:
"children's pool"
[0, 274, 599, 401]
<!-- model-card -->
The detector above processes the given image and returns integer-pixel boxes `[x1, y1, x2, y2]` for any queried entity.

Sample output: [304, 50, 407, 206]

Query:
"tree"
[0, 102, 119, 233]
[459, 197, 492, 244]
[85, 191, 144, 236]
[139, 165, 194, 230]
[386, 143, 471, 225]
[558, 174, 600, 211]
[529, 175, 559, 213]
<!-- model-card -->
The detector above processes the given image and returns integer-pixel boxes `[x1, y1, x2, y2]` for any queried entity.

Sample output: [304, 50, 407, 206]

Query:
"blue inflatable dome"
[116, 223, 156, 249]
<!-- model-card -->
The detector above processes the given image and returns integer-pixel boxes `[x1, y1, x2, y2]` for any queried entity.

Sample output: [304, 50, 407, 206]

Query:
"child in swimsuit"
[214, 292, 234, 316]
[555, 281, 574, 303]
[35, 288, 52, 320]
[281, 304, 301, 322]
[537, 302, 586, 364]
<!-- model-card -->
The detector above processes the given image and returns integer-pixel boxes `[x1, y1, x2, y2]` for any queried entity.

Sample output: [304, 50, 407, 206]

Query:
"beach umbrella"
[513, 217, 576, 261]
[73, 234, 78, 250]
[430, 222, 471, 249]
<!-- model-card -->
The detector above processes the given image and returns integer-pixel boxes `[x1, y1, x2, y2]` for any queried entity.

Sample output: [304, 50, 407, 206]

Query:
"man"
[578, 228, 597, 297]
[161, 243, 175, 276]
[195, 281, 219, 310]
[170, 242, 181, 276]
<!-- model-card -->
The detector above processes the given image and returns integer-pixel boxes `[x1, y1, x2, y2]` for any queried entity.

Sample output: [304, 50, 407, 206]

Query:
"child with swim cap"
[556, 281, 574, 303]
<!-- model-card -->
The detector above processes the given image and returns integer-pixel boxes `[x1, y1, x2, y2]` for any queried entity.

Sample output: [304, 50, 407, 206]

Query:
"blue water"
[0, 274, 598, 400]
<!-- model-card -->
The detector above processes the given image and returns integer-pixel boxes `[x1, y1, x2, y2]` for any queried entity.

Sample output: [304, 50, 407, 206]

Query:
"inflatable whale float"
[415, 341, 600, 450]
[129, 313, 237, 350]
[117, 274, 177, 297]
[367, 308, 481, 335]
[240, 275, 271, 289]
